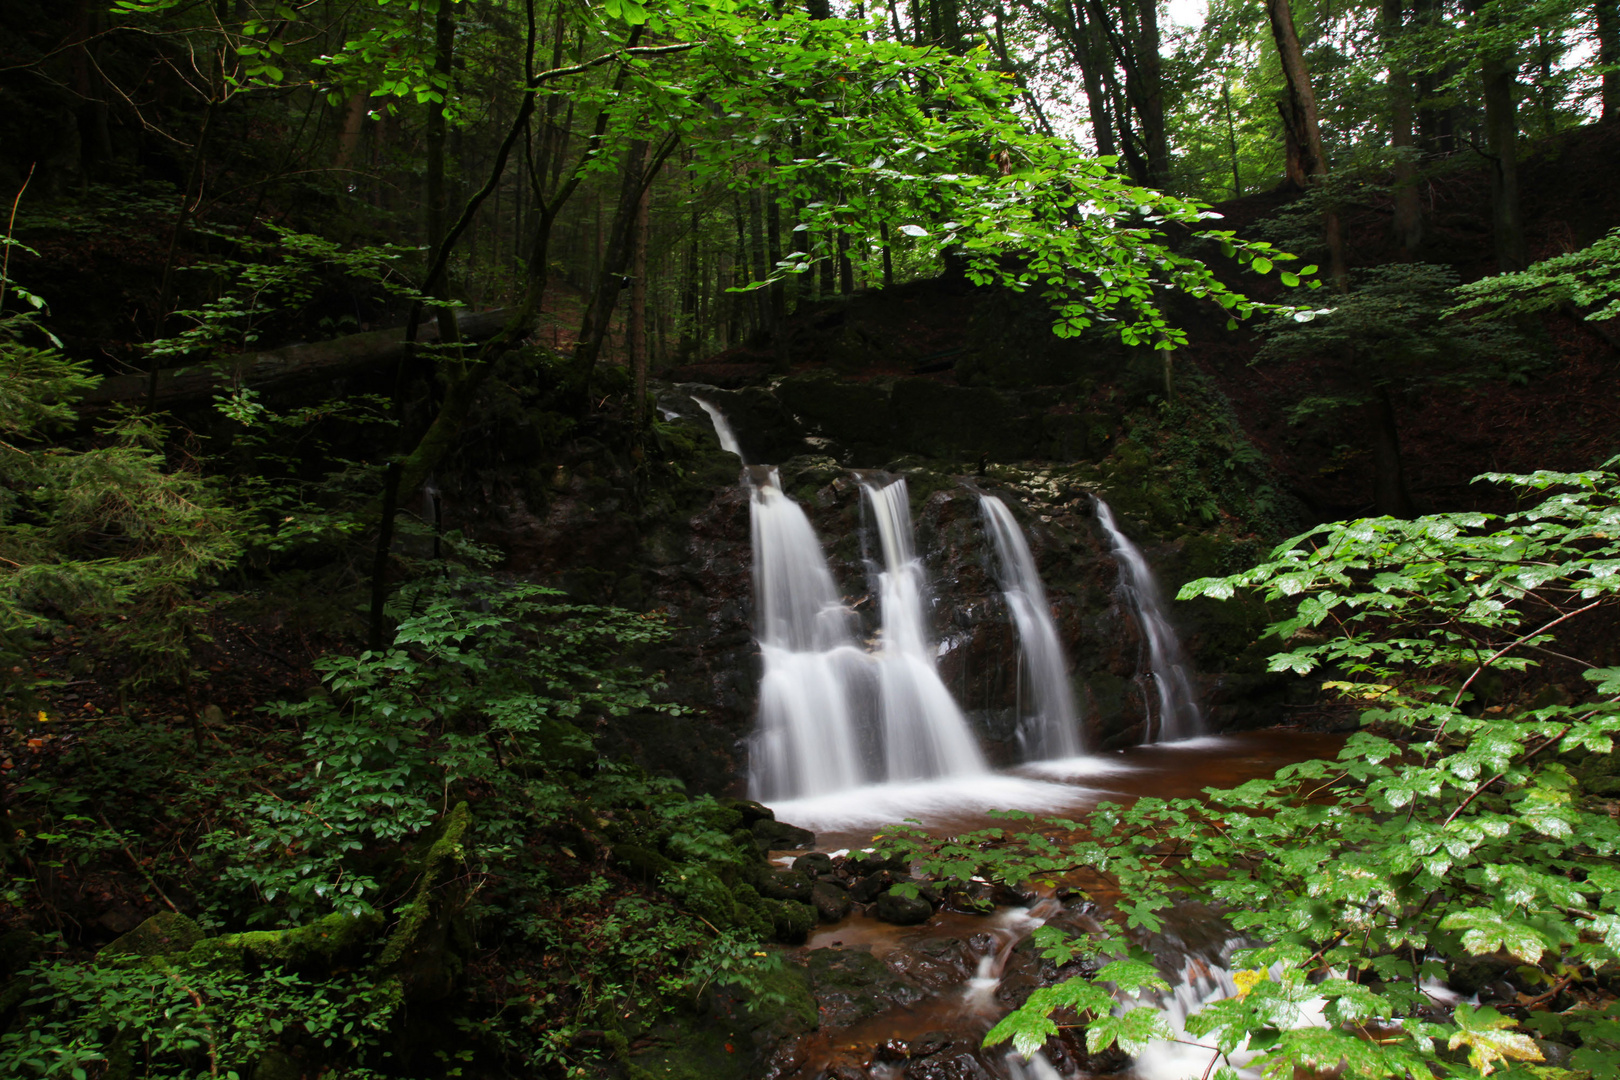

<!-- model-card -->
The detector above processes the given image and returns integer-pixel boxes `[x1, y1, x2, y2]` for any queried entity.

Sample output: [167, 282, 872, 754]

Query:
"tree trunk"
[1267, 0, 1348, 288]
[1599, 0, 1620, 122]
[1221, 80, 1242, 197]
[629, 143, 652, 423]
[424, 4, 461, 347]
[1370, 388, 1416, 517]
[1467, 0, 1528, 271]
[572, 138, 652, 385]
[1381, 0, 1423, 253]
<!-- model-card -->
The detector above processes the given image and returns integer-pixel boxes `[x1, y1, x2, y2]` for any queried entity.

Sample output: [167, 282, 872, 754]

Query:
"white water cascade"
[862, 479, 989, 782]
[747, 470, 989, 801]
[1095, 499, 1205, 742]
[749, 470, 870, 799]
[979, 495, 1084, 760]
[693, 396, 744, 459]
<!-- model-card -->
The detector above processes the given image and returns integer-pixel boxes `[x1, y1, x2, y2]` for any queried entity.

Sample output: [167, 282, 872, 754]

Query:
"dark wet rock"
[756, 868, 815, 903]
[805, 948, 928, 1027]
[850, 870, 901, 904]
[884, 935, 973, 990]
[611, 843, 675, 885]
[1448, 953, 1519, 996]
[815, 873, 849, 890]
[758, 1034, 811, 1080]
[940, 882, 996, 914]
[872, 1039, 910, 1064]
[794, 851, 835, 876]
[817, 1061, 871, 1080]
[726, 799, 777, 828]
[811, 882, 853, 923]
[908, 1032, 956, 1059]
[627, 959, 817, 1080]
[993, 947, 1044, 1009]
[754, 818, 816, 851]
[874, 891, 934, 926]
[849, 850, 909, 876]
[902, 1051, 995, 1080]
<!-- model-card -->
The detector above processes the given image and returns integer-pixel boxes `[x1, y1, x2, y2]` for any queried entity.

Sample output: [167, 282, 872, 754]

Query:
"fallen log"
[76, 308, 516, 414]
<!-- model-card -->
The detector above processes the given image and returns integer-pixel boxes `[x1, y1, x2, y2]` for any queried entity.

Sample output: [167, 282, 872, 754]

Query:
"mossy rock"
[621, 958, 817, 1080]
[613, 843, 677, 885]
[188, 910, 385, 975]
[766, 899, 816, 945]
[99, 912, 204, 960]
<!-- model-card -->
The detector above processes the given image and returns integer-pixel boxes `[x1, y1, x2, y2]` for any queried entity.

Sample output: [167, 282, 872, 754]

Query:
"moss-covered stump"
[376, 800, 474, 1002]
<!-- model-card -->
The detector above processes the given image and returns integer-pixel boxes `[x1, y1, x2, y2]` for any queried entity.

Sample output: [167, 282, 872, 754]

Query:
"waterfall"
[694, 396, 744, 460]
[861, 479, 988, 782]
[749, 470, 870, 799]
[979, 495, 1084, 759]
[1094, 499, 1204, 742]
[747, 470, 987, 800]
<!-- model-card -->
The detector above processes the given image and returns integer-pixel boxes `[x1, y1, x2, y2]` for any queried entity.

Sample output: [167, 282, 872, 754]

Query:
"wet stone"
[872, 1039, 909, 1064]
[794, 851, 835, 876]
[850, 869, 900, 904]
[874, 891, 934, 926]
[806, 948, 928, 1028]
[902, 1051, 994, 1080]
[754, 818, 816, 851]
[909, 1032, 956, 1059]
[811, 881, 852, 923]
[757, 868, 815, 902]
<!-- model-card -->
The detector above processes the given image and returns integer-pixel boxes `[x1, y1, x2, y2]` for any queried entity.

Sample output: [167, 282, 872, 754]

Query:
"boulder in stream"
[811, 881, 852, 922]
[874, 891, 934, 926]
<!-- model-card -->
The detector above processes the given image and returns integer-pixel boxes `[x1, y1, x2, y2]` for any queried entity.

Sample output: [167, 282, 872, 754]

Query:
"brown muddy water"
[763, 729, 1347, 1080]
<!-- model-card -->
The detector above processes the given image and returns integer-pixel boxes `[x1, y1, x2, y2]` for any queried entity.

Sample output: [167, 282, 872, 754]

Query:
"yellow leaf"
[1231, 969, 1268, 999]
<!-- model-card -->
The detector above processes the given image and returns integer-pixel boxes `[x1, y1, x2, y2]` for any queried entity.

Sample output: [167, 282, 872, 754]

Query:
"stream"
[767, 731, 1345, 1080]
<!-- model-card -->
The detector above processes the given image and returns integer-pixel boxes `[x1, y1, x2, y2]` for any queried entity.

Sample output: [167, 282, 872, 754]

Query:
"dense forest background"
[1, 0, 1619, 1078]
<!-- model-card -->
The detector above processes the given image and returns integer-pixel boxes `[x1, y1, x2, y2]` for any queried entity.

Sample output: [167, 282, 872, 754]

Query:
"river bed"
[765, 728, 1346, 1080]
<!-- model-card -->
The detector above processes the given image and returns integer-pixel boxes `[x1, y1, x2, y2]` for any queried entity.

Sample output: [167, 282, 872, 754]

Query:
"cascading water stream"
[746, 467, 987, 800]
[748, 469, 870, 799]
[693, 396, 744, 460]
[1095, 498, 1205, 742]
[978, 495, 1084, 760]
[861, 479, 988, 783]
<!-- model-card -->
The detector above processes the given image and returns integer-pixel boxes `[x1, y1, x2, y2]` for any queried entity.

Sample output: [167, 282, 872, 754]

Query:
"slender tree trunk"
[1381, 0, 1423, 253]
[879, 220, 894, 288]
[1599, 0, 1620, 122]
[766, 182, 788, 365]
[1480, 52, 1528, 270]
[1370, 388, 1416, 517]
[1466, 0, 1527, 271]
[1221, 80, 1242, 197]
[1267, 0, 1348, 288]
[629, 142, 651, 423]
[1133, 0, 1168, 187]
[425, 4, 461, 347]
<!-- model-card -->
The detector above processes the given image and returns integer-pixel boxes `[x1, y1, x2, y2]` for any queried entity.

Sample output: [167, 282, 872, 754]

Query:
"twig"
[97, 810, 180, 914]
[0, 163, 36, 313]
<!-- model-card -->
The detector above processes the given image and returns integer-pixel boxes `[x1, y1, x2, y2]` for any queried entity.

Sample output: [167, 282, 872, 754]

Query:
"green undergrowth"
[0, 573, 798, 1079]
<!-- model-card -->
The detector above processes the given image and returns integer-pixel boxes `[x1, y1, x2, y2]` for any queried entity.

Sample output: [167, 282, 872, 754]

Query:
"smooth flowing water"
[863, 479, 989, 783]
[980, 494, 1084, 760]
[1094, 499, 1204, 742]
[693, 396, 744, 459]
[748, 471, 987, 800]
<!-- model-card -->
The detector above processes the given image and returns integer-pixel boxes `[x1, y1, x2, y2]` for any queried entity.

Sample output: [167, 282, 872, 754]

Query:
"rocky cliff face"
[449, 370, 1304, 796]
